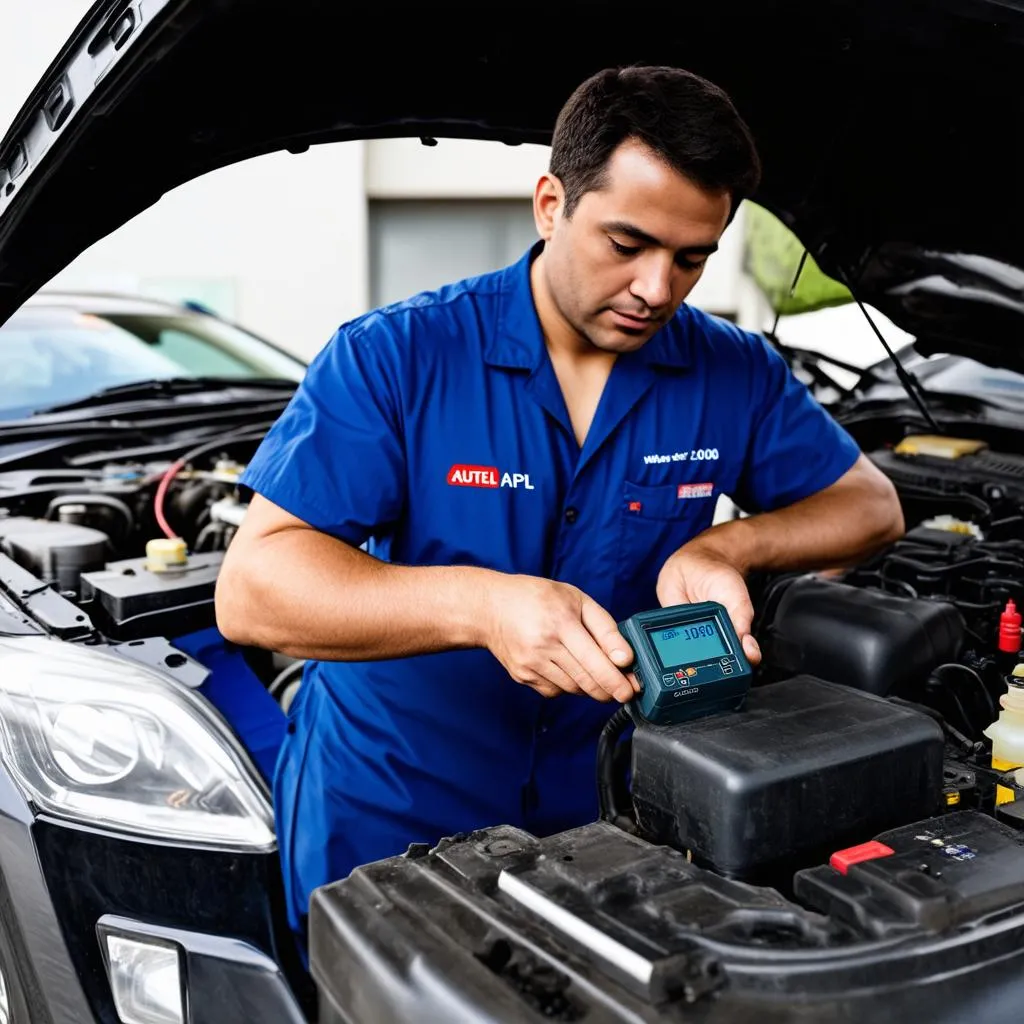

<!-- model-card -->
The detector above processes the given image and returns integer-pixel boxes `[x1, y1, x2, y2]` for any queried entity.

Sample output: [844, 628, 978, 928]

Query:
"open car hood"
[1, 0, 1022, 369]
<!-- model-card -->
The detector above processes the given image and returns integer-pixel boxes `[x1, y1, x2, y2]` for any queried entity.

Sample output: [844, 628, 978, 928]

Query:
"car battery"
[795, 810, 1024, 938]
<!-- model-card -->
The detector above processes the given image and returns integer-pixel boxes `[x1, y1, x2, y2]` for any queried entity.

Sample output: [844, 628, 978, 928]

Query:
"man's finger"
[531, 678, 564, 699]
[655, 575, 686, 609]
[719, 583, 755, 640]
[552, 647, 614, 704]
[562, 622, 634, 703]
[580, 596, 633, 667]
[542, 658, 593, 699]
[742, 633, 762, 666]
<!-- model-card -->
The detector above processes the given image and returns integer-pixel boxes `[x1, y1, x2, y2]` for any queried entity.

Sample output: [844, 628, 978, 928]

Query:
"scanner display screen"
[650, 618, 727, 667]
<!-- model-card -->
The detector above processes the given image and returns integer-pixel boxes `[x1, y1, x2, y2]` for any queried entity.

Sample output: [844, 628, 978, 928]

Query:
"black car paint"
[35, 821, 313, 1023]
[0, 771, 92, 1024]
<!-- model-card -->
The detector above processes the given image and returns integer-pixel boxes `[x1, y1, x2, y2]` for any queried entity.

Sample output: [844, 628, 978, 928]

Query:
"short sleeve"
[239, 323, 406, 546]
[732, 334, 861, 514]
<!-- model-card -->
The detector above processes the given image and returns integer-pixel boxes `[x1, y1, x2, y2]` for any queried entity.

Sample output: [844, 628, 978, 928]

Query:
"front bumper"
[98, 916, 306, 1024]
[0, 768, 311, 1022]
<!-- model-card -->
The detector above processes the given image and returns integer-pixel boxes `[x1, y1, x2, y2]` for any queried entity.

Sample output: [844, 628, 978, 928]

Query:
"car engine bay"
[2, 423, 1024, 1020]
[2, 426, 1023, 738]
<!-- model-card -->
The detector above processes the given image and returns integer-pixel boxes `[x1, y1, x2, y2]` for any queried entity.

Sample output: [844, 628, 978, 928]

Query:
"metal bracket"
[110, 636, 211, 689]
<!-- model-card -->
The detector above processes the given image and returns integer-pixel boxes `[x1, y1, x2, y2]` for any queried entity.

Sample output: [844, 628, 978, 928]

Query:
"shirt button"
[564, 506, 579, 524]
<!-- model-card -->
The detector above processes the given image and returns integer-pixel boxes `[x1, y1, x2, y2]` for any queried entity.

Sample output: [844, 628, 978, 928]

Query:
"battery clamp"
[618, 601, 753, 725]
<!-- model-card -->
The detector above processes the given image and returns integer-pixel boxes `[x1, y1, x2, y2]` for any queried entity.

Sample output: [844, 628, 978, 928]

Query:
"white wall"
[48, 144, 369, 361]
[366, 137, 748, 318]
[367, 138, 551, 199]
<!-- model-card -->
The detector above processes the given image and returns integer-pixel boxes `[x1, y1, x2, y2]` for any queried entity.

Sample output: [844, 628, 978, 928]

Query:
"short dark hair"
[550, 65, 761, 220]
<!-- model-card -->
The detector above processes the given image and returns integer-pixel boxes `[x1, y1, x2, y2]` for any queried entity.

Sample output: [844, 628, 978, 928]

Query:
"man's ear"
[532, 172, 564, 241]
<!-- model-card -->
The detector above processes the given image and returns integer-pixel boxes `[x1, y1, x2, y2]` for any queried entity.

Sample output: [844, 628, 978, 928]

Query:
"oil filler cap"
[830, 840, 895, 875]
[145, 537, 188, 573]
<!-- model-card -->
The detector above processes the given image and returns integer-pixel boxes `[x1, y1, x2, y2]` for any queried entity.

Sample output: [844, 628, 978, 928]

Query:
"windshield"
[0, 306, 305, 417]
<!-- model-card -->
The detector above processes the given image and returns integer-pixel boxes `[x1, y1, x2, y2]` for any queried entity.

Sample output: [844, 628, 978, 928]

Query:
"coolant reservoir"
[144, 537, 188, 574]
[984, 665, 1024, 804]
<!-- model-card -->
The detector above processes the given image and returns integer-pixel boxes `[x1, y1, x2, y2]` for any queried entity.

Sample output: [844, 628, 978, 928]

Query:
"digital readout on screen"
[650, 618, 728, 667]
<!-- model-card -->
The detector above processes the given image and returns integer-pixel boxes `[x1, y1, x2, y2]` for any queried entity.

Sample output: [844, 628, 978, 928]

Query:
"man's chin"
[588, 327, 656, 354]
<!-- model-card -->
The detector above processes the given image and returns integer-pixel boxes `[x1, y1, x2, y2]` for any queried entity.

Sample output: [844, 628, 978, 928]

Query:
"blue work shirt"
[240, 243, 860, 935]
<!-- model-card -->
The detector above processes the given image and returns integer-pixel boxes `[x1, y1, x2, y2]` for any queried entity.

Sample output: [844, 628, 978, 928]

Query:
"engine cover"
[630, 676, 945, 880]
[310, 814, 1024, 1024]
[763, 575, 966, 695]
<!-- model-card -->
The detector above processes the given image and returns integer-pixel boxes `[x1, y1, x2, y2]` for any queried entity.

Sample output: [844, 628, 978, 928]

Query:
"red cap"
[999, 599, 1022, 654]
[830, 841, 895, 875]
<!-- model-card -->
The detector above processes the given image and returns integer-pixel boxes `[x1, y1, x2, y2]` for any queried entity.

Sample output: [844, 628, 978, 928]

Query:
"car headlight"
[0, 636, 275, 851]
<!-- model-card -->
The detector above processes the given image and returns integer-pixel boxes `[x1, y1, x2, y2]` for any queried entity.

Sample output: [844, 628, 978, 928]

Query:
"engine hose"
[153, 428, 268, 541]
[597, 704, 637, 832]
[931, 662, 998, 723]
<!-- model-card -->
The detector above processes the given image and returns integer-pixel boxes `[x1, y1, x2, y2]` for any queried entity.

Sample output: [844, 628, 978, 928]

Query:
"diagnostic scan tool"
[618, 601, 753, 725]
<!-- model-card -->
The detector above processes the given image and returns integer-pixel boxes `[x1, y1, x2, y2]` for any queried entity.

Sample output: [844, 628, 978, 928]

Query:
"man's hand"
[482, 575, 638, 702]
[653, 456, 906, 669]
[656, 543, 762, 665]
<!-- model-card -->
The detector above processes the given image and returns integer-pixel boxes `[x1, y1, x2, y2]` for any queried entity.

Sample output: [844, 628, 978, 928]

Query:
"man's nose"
[629, 255, 673, 311]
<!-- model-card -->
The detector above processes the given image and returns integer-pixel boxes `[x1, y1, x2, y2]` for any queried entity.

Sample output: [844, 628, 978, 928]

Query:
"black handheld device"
[618, 601, 753, 725]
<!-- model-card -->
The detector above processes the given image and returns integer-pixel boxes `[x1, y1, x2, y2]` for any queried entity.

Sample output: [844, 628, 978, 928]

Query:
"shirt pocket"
[613, 480, 717, 614]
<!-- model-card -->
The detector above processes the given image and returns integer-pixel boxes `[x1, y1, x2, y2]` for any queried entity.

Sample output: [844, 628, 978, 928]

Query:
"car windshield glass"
[0, 307, 305, 418]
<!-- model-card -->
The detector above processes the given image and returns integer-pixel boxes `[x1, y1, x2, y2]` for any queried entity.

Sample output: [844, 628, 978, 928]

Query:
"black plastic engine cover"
[309, 817, 1024, 1024]
[0, 516, 108, 592]
[763, 575, 965, 695]
[630, 675, 945, 881]
[79, 551, 222, 640]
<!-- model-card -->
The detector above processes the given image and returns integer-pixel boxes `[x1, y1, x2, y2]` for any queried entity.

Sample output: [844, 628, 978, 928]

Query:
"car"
[0, 1, 1022, 1023]
[0, 289, 306, 420]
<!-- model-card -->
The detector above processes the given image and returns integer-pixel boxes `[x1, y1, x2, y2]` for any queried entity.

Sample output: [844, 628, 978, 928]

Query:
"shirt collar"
[485, 242, 692, 372]
[485, 242, 547, 370]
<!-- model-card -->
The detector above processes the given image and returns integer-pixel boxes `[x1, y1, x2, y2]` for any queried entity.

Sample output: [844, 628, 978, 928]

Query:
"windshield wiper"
[36, 376, 298, 414]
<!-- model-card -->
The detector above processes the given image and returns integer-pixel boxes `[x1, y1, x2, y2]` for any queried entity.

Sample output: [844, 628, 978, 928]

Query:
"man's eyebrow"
[603, 220, 719, 256]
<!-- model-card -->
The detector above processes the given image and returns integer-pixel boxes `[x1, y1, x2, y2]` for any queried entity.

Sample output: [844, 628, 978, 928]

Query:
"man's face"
[534, 139, 732, 353]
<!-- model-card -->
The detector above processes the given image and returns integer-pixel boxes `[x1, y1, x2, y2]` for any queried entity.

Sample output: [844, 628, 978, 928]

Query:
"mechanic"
[215, 65, 905, 940]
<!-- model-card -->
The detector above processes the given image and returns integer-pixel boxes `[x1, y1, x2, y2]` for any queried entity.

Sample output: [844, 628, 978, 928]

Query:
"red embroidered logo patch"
[447, 465, 499, 488]
[447, 465, 535, 490]
[678, 483, 714, 500]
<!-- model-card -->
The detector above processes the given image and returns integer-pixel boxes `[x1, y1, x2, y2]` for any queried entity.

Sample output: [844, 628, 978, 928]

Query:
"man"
[216, 65, 904, 939]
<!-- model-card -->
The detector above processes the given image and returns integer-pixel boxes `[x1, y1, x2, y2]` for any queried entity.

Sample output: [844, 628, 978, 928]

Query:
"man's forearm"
[216, 527, 497, 661]
[690, 455, 904, 575]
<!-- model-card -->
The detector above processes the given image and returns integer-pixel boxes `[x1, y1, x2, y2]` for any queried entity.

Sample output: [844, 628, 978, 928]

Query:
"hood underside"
[0, 0, 1022, 366]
